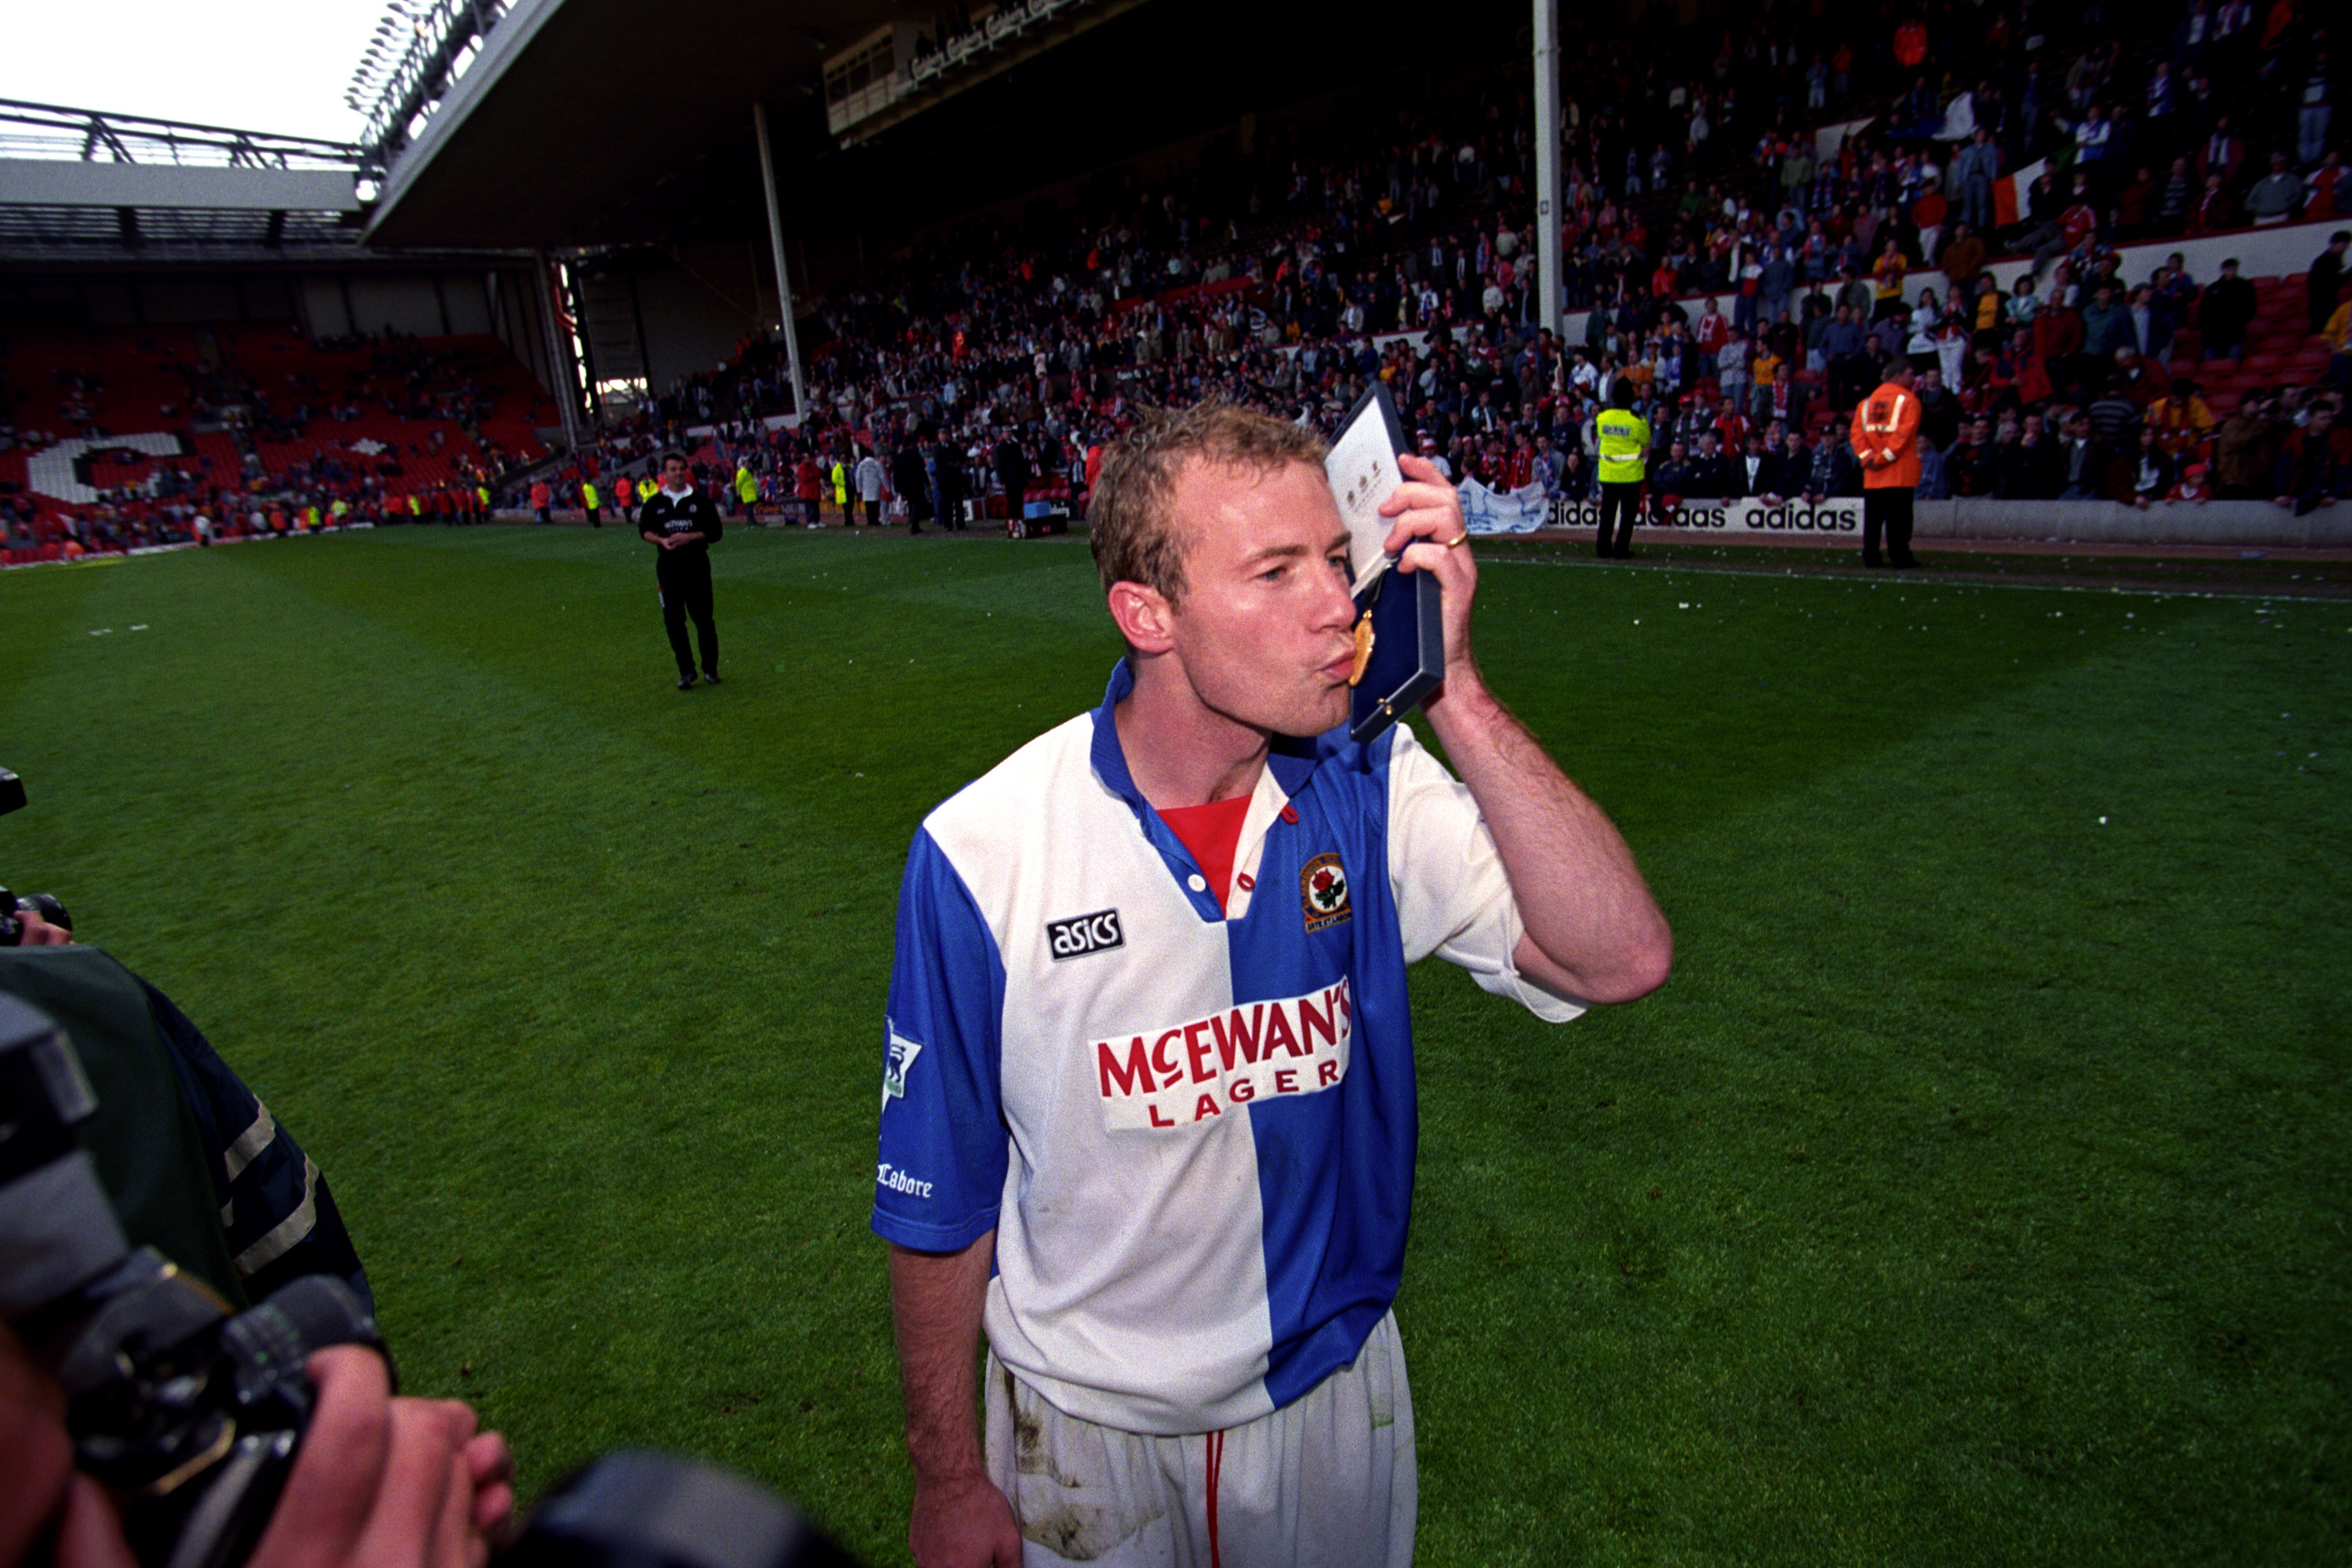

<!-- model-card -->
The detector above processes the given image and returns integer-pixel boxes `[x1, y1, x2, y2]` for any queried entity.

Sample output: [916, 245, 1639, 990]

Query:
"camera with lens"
[2, 990, 862, 1568]
[0, 888, 71, 946]
[0, 766, 73, 946]
[0, 992, 381, 1568]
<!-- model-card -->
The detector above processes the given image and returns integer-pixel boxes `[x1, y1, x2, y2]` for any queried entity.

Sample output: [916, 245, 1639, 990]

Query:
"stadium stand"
[0, 321, 559, 560]
[558, 0, 2343, 529]
[6, 0, 2345, 557]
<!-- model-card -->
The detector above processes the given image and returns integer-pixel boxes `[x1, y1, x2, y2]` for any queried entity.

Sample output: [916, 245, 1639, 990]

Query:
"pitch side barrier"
[1549, 497, 1864, 536]
[1535, 497, 2352, 548]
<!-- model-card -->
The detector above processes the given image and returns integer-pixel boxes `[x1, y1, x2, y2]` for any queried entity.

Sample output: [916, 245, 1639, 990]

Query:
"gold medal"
[1348, 610, 1376, 687]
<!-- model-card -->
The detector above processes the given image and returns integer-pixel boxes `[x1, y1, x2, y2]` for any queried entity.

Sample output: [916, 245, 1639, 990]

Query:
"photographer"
[0, 925, 373, 1316]
[0, 970, 513, 1568]
[2, 1327, 514, 1568]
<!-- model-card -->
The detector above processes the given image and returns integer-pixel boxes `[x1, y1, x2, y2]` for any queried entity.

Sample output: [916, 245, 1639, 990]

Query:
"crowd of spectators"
[13, 0, 2343, 561]
[0, 327, 543, 561]
[542, 0, 2346, 531]
[0, 464, 501, 563]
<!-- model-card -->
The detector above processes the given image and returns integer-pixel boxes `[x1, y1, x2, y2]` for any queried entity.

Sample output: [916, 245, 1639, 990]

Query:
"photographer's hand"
[246, 1346, 512, 1568]
[461, 1426, 516, 1546]
[13, 907, 71, 945]
[5, 1333, 509, 1568]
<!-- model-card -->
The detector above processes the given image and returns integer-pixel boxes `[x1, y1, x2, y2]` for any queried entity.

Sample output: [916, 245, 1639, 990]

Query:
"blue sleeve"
[871, 826, 1008, 1253]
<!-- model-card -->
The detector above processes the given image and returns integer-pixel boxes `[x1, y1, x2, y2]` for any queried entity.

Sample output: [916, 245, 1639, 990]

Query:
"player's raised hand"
[1378, 452, 1481, 687]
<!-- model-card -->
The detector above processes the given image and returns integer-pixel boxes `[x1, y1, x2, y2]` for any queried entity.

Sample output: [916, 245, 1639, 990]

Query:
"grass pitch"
[3, 526, 2346, 1565]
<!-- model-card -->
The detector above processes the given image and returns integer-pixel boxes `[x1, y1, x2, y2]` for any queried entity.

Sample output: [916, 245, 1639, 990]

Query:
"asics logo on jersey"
[1092, 978, 1353, 1131]
[1046, 908, 1124, 961]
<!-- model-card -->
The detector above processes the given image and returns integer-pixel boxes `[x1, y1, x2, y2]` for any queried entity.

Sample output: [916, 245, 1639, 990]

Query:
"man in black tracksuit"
[638, 451, 724, 690]
[993, 433, 1030, 529]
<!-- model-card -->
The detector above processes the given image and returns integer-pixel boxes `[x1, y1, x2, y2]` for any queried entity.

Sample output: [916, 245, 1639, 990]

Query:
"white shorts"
[984, 1310, 1416, 1568]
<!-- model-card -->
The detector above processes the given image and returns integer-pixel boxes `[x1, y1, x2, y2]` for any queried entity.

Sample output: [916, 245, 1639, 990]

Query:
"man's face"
[1161, 459, 1359, 739]
[663, 459, 691, 490]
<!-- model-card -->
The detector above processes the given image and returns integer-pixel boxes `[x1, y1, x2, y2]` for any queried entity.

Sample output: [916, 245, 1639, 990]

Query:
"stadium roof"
[360, 0, 1511, 257]
[366, 0, 1026, 250]
[0, 98, 519, 266]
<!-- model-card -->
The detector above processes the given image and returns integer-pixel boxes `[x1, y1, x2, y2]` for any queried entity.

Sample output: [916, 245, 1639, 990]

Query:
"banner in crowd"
[1547, 496, 1865, 536]
[1459, 477, 1553, 534]
[1993, 158, 2050, 229]
[1458, 481, 1866, 538]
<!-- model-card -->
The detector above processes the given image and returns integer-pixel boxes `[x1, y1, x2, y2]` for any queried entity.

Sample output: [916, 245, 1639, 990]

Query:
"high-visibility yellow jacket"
[1596, 409, 1650, 483]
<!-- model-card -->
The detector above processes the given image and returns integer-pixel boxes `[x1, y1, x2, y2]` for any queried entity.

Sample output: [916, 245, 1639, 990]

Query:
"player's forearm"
[1424, 669, 1672, 1005]
[888, 1234, 996, 1482]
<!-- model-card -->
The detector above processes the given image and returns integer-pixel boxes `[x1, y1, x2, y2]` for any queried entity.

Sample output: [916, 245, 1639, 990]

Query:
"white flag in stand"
[1459, 477, 1551, 535]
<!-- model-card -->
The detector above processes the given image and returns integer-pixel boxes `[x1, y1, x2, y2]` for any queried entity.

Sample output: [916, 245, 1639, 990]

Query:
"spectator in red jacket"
[2187, 171, 2231, 232]
[2194, 118, 2246, 189]
[2166, 460, 2215, 502]
[2273, 402, 2351, 514]
[2307, 151, 2343, 220]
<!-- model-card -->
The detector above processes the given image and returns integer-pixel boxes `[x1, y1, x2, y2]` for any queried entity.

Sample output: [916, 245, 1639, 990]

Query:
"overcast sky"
[0, 0, 385, 144]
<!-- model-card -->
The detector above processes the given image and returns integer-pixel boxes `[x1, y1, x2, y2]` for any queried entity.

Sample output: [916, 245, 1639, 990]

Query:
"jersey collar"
[1089, 659, 1335, 920]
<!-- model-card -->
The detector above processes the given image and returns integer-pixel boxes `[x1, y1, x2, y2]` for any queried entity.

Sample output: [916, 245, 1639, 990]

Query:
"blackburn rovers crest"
[1301, 852, 1352, 933]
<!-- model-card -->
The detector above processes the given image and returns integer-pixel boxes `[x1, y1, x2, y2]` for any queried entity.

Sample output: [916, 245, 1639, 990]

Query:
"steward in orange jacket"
[1850, 359, 1923, 567]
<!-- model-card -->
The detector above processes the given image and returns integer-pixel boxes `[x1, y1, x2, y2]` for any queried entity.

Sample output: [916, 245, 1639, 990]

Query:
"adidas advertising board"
[1546, 496, 1864, 535]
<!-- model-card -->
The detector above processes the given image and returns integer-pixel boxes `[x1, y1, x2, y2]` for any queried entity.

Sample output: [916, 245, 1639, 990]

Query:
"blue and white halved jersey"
[872, 660, 1581, 1435]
